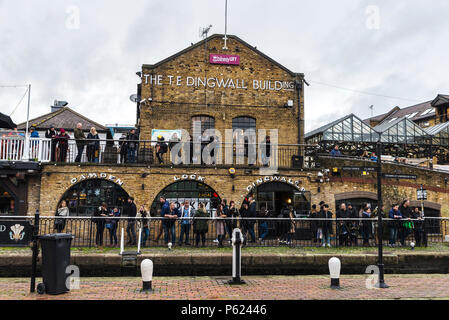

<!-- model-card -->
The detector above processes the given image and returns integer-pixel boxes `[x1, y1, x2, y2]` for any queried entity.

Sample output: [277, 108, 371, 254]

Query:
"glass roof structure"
[305, 114, 439, 146]
[426, 122, 449, 146]
[373, 117, 431, 144]
[305, 114, 380, 144]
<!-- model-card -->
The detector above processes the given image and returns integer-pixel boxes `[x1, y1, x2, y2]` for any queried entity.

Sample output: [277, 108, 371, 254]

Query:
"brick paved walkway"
[1, 275, 448, 300]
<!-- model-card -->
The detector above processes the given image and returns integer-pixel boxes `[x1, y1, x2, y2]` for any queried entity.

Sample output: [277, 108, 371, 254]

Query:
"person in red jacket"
[57, 128, 70, 162]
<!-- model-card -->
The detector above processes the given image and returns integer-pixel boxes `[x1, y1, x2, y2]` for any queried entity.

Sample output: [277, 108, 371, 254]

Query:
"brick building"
[1, 34, 448, 239]
[137, 34, 306, 146]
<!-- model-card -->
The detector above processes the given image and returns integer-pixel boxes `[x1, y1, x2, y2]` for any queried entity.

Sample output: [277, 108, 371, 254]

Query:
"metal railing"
[2, 216, 446, 248]
[0, 136, 320, 169]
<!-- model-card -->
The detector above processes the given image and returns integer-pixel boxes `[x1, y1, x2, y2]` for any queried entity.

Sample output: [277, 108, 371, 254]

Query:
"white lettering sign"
[70, 173, 125, 186]
[246, 176, 302, 192]
[142, 74, 295, 92]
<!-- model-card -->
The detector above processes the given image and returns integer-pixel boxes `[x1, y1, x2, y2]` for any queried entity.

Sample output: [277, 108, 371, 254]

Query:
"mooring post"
[229, 228, 245, 285]
[30, 209, 40, 293]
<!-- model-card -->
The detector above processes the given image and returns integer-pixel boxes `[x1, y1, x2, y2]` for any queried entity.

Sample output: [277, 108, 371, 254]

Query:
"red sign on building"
[209, 54, 240, 65]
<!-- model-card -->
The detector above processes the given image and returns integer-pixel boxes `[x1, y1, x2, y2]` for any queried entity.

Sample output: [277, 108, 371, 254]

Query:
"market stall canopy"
[0, 112, 17, 129]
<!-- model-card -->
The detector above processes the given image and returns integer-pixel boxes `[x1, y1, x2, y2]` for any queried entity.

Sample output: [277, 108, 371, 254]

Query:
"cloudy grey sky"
[1, 0, 448, 132]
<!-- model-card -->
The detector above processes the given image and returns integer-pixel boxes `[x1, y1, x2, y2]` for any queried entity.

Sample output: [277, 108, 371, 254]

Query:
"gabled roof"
[425, 121, 449, 136]
[365, 100, 435, 125]
[364, 106, 400, 125]
[374, 116, 431, 144]
[431, 94, 449, 107]
[305, 114, 355, 138]
[17, 107, 108, 132]
[142, 34, 302, 77]
[305, 113, 379, 139]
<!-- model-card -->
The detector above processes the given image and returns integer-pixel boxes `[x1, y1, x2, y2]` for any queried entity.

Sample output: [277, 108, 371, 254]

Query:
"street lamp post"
[376, 141, 389, 288]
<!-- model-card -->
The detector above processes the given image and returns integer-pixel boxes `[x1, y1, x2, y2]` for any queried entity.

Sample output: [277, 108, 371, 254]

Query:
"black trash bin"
[38, 233, 74, 295]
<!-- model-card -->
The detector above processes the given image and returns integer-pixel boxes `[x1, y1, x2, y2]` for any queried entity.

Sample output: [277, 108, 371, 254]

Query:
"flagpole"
[223, 0, 228, 50]
[23, 84, 31, 160]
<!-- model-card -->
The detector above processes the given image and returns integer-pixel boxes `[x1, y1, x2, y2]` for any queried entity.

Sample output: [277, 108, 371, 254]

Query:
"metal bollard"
[228, 228, 245, 285]
[30, 209, 40, 293]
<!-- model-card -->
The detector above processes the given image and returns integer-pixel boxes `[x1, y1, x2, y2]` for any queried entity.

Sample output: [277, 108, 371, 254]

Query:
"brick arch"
[150, 179, 222, 213]
[56, 178, 131, 214]
[334, 191, 378, 202]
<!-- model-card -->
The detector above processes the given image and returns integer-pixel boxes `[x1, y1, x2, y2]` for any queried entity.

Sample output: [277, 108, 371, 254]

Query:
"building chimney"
[51, 100, 68, 113]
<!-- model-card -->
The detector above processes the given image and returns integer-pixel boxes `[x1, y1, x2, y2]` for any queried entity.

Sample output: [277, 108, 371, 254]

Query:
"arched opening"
[151, 180, 221, 216]
[191, 115, 215, 136]
[334, 191, 378, 215]
[247, 182, 311, 216]
[232, 116, 256, 132]
[59, 179, 130, 216]
[409, 201, 441, 235]
[246, 181, 311, 241]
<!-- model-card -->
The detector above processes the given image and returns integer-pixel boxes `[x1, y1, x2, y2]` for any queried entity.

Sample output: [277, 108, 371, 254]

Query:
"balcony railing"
[0, 137, 51, 162]
[0, 136, 320, 169]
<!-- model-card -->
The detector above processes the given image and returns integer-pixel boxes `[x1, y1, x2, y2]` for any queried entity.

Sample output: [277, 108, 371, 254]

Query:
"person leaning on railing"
[54, 200, 69, 233]
[193, 203, 209, 247]
[319, 204, 333, 248]
[74, 123, 86, 163]
[87, 127, 100, 163]
[124, 197, 137, 246]
[138, 205, 150, 248]
[216, 204, 227, 248]
[411, 207, 427, 247]
[106, 207, 120, 247]
[45, 125, 57, 162]
[308, 204, 319, 245]
[93, 202, 108, 248]
[388, 204, 402, 248]
[226, 201, 239, 241]
[258, 206, 269, 243]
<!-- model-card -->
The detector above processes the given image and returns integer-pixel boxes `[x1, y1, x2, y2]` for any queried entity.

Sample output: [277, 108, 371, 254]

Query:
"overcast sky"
[1, 0, 448, 132]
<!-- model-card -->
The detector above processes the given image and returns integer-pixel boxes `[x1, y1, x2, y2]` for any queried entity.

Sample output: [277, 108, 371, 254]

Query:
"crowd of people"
[53, 195, 429, 249]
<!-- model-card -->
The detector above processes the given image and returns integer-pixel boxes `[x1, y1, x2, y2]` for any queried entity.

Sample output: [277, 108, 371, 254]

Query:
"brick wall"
[27, 161, 449, 218]
[139, 35, 305, 146]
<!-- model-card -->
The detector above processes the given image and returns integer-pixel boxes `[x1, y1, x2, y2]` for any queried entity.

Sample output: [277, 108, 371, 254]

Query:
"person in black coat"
[411, 207, 427, 247]
[346, 203, 359, 246]
[336, 203, 350, 246]
[246, 197, 257, 243]
[399, 200, 412, 246]
[126, 129, 139, 163]
[319, 204, 333, 247]
[45, 125, 58, 162]
[308, 204, 319, 244]
[361, 206, 373, 246]
[94, 202, 108, 247]
[124, 197, 137, 245]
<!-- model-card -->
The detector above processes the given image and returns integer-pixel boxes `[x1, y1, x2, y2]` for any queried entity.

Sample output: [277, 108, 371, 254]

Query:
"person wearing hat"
[45, 124, 58, 162]
[57, 128, 70, 162]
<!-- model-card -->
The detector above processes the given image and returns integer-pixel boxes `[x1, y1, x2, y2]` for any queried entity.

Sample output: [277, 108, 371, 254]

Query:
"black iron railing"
[2, 216, 446, 248]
